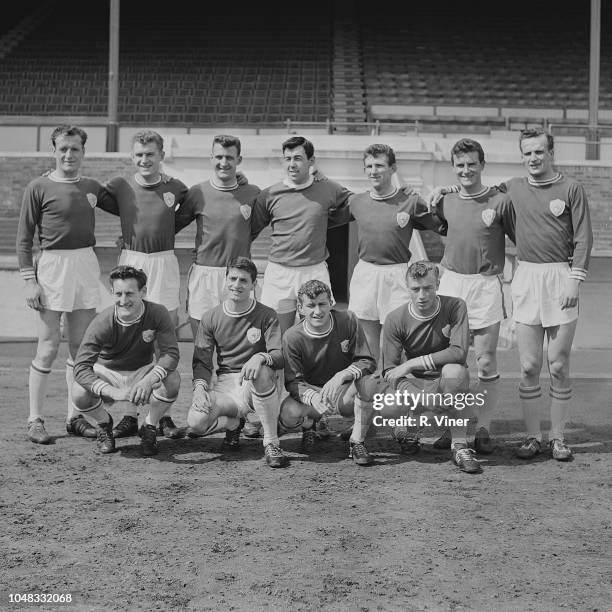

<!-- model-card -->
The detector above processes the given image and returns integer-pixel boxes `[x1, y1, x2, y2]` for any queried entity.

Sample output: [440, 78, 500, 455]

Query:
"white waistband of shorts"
[42, 246, 95, 257]
[441, 267, 498, 281]
[359, 259, 407, 270]
[267, 260, 326, 272]
[517, 260, 570, 269]
[192, 263, 227, 271]
[122, 249, 175, 258]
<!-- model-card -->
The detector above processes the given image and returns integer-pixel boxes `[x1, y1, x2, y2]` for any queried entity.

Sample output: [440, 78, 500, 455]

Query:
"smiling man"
[250, 136, 352, 334]
[347, 144, 445, 365]
[17, 125, 111, 444]
[97, 130, 191, 440]
[429, 138, 515, 455]
[187, 257, 288, 468]
[71, 265, 181, 456]
[177, 135, 262, 340]
[430, 129, 593, 462]
[279, 280, 377, 466]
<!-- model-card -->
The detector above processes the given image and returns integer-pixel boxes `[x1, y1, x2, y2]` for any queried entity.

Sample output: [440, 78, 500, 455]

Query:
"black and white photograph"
[1, 1, 610, 610]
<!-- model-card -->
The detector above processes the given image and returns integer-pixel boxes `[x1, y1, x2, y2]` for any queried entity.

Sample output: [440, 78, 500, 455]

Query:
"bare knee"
[548, 356, 569, 381]
[440, 364, 469, 393]
[35, 338, 61, 368]
[252, 365, 276, 391]
[520, 356, 542, 379]
[355, 375, 379, 401]
[71, 382, 97, 411]
[161, 370, 181, 398]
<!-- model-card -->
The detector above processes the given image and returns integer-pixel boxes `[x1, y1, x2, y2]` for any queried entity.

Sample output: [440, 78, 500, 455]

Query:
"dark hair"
[363, 143, 396, 166]
[213, 134, 241, 156]
[282, 136, 314, 159]
[51, 125, 87, 148]
[109, 265, 148, 289]
[131, 129, 164, 151]
[519, 128, 554, 153]
[297, 279, 332, 303]
[406, 260, 439, 281]
[226, 257, 258, 282]
[450, 138, 485, 165]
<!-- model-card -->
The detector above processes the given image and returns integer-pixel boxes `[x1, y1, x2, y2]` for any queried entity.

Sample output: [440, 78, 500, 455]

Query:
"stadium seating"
[0, 1, 332, 125]
[1, 1, 610, 130]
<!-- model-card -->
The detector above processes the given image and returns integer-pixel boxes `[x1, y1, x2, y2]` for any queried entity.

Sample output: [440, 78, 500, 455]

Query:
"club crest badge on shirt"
[142, 330, 156, 343]
[86, 193, 97, 208]
[247, 327, 261, 344]
[481, 209, 496, 227]
[396, 212, 410, 228]
[240, 205, 252, 220]
[549, 199, 566, 217]
[340, 339, 350, 353]
[163, 192, 175, 208]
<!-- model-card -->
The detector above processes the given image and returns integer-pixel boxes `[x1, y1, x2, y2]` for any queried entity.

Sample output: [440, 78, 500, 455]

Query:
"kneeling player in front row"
[187, 257, 288, 468]
[377, 261, 482, 474]
[280, 280, 377, 466]
[72, 265, 181, 456]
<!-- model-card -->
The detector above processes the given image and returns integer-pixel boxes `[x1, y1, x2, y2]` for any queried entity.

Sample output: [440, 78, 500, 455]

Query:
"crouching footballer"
[280, 280, 377, 466]
[376, 261, 482, 474]
[187, 257, 288, 468]
[72, 265, 181, 456]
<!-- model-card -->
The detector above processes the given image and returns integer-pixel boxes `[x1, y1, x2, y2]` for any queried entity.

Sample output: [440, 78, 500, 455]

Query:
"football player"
[17, 125, 110, 444]
[279, 280, 377, 466]
[187, 257, 288, 468]
[71, 265, 181, 456]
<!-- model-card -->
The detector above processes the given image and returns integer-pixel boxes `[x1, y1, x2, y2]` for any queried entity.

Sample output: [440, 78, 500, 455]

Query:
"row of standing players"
[17, 127, 592, 473]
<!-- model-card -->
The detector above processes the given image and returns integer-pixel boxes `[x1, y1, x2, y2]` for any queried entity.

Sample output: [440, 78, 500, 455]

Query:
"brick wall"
[558, 164, 612, 254]
[0, 155, 133, 216]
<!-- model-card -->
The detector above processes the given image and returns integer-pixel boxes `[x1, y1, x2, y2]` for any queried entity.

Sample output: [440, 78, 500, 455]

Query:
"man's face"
[211, 143, 241, 182]
[298, 292, 332, 329]
[364, 154, 396, 192]
[283, 145, 313, 185]
[451, 151, 484, 189]
[520, 134, 554, 178]
[225, 267, 255, 303]
[53, 134, 85, 178]
[407, 271, 439, 315]
[112, 278, 146, 320]
[131, 141, 164, 180]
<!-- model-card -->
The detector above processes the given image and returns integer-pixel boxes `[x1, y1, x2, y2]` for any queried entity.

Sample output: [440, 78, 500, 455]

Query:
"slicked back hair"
[282, 136, 314, 159]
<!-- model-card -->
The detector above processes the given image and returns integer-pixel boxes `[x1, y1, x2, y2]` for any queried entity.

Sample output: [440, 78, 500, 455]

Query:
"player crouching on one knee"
[377, 260, 482, 474]
[71, 265, 181, 456]
[186, 257, 288, 468]
[279, 280, 377, 466]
